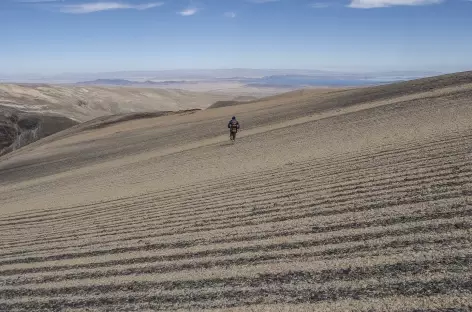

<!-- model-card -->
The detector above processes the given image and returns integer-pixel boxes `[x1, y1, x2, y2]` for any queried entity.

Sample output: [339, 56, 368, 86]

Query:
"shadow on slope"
[0, 109, 200, 162]
[76, 109, 201, 132]
[208, 100, 252, 109]
[209, 95, 260, 108]
[0, 109, 78, 156]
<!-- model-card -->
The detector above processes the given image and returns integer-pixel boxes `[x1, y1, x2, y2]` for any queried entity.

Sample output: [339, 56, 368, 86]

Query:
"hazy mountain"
[0, 69, 444, 84]
[76, 79, 198, 87]
[77, 79, 136, 86]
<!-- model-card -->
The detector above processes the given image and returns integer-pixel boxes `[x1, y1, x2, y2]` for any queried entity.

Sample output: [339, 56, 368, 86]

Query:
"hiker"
[228, 116, 240, 142]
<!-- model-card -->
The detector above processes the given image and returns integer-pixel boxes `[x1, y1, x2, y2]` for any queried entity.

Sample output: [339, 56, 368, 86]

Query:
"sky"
[1, 0, 471, 75]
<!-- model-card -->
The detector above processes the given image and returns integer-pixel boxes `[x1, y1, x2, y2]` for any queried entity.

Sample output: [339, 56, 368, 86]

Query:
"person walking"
[228, 116, 240, 142]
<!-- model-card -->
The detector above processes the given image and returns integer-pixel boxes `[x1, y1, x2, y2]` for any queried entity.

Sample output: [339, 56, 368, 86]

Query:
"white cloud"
[348, 0, 443, 8]
[60, 2, 163, 14]
[178, 7, 198, 16]
[224, 11, 236, 18]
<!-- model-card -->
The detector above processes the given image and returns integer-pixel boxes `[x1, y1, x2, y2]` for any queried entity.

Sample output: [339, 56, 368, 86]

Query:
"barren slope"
[0, 83, 233, 122]
[0, 83, 233, 155]
[0, 72, 472, 311]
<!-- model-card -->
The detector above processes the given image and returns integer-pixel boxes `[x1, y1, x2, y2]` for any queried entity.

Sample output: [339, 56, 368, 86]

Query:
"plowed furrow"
[0, 202, 468, 272]
[3, 232, 470, 287]
[0, 215, 469, 267]
[17, 181, 467, 254]
[1, 143, 465, 233]
[1, 197, 468, 263]
[2, 130, 469, 224]
[2, 184, 468, 264]
[2, 183, 468, 264]
[1, 231, 468, 279]
[2, 165, 468, 251]
[2, 255, 471, 298]
[1, 275, 470, 311]
[1, 144, 466, 244]
[8, 154, 465, 236]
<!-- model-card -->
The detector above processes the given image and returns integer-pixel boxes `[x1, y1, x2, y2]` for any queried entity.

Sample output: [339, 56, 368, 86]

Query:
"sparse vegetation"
[77, 99, 88, 107]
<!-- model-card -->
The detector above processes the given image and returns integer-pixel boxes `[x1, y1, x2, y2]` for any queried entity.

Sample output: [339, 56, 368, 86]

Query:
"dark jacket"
[228, 120, 240, 132]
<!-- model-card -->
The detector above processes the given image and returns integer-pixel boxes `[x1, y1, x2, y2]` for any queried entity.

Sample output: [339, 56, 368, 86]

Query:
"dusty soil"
[0, 71, 472, 311]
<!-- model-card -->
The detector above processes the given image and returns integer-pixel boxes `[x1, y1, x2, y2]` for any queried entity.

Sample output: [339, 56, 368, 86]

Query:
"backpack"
[229, 120, 239, 133]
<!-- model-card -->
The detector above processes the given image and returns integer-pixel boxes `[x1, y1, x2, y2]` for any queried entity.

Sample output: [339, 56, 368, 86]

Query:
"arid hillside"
[0, 83, 233, 122]
[0, 83, 234, 155]
[0, 71, 471, 311]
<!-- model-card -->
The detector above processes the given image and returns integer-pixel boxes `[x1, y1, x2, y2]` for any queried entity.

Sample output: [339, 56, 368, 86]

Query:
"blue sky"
[1, 0, 471, 74]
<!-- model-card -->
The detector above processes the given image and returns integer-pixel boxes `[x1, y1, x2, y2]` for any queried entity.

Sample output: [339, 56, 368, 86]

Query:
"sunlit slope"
[0, 72, 472, 311]
[0, 83, 232, 122]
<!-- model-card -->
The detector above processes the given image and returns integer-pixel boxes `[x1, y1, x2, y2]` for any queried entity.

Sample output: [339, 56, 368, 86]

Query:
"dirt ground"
[0, 72, 472, 311]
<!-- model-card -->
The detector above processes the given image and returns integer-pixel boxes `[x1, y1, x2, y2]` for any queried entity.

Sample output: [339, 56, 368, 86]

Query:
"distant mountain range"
[78, 79, 136, 86]
[76, 74, 407, 88]
[243, 75, 400, 88]
[76, 79, 200, 87]
[1, 69, 445, 84]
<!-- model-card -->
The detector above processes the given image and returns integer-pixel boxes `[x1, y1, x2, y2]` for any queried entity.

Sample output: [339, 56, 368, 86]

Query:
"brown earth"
[0, 71, 472, 311]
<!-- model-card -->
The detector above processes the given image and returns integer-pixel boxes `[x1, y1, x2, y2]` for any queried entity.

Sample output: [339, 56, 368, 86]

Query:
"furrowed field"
[1, 72, 472, 311]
